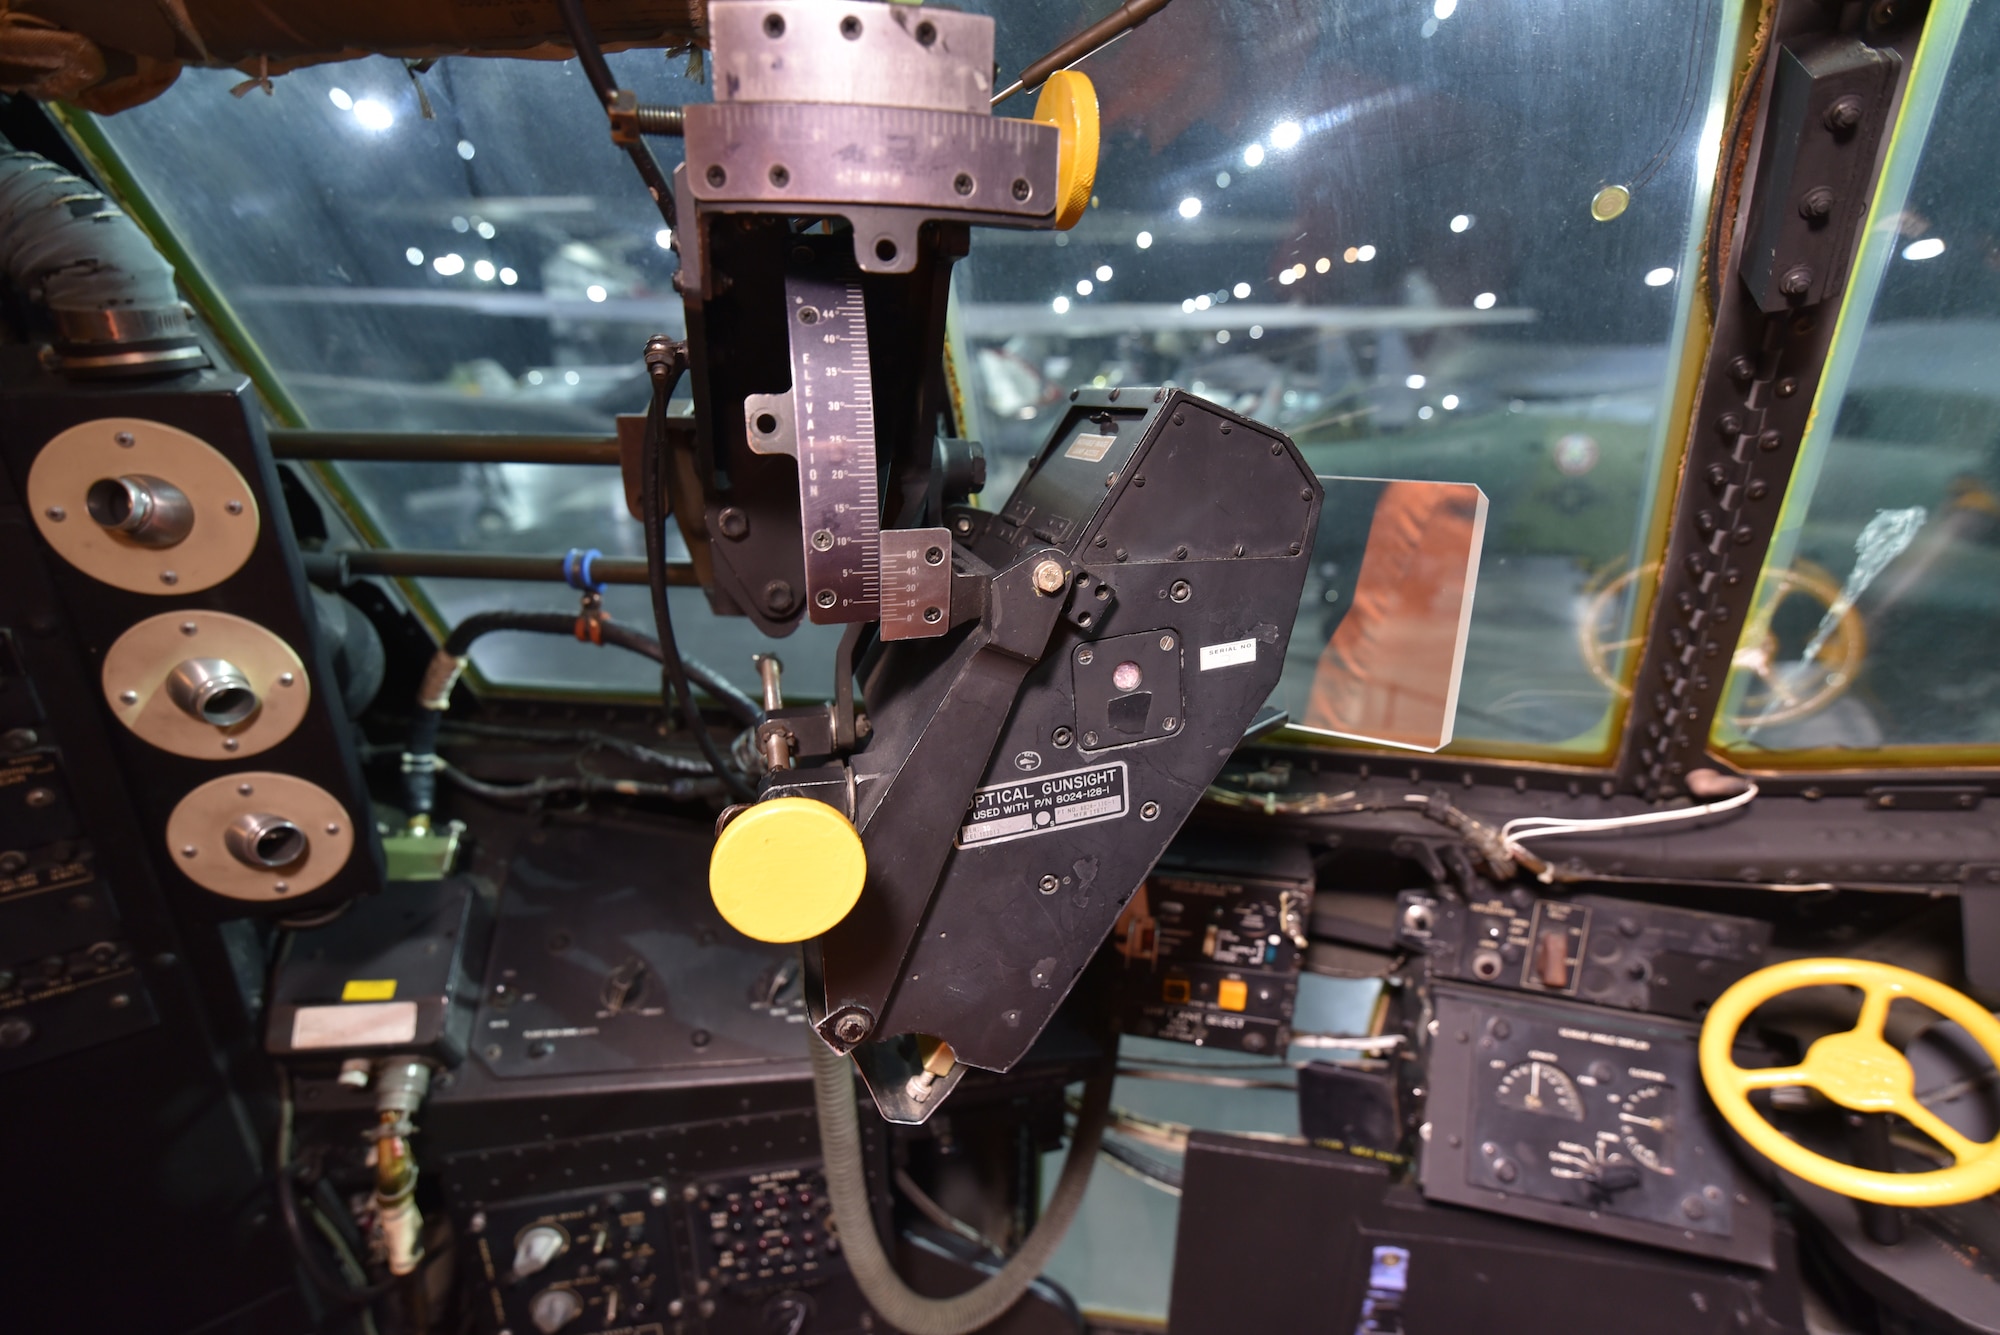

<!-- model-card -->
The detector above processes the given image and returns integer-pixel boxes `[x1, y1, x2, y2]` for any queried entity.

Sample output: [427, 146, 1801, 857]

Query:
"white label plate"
[1200, 638, 1258, 671]
[956, 760, 1128, 848]
[291, 1001, 418, 1050]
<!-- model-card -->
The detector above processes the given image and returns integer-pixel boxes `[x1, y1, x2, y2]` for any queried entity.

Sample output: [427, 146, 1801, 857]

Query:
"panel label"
[341, 978, 397, 1001]
[1064, 432, 1116, 463]
[1200, 638, 1258, 671]
[291, 1001, 417, 1049]
[956, 760, 1128, 848]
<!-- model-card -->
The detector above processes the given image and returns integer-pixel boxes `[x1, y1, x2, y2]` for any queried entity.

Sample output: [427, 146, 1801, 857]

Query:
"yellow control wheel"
[1034, 70, 1100, 230]
[709, 798, 866, 944]
[1699, 957, 2000, 1206]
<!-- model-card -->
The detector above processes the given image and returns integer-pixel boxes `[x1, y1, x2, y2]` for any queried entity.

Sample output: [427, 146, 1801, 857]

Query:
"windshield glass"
[78, 0, 1738, 752]
[1711, 0, 2000, 765]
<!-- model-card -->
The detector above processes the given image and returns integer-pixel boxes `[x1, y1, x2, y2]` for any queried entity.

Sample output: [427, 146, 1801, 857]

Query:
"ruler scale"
[784, 272, 881, 623]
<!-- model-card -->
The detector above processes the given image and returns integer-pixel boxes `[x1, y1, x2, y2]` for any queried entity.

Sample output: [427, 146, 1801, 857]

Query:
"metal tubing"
[303, 548, 697, 588]
[268, 430, 621, 467]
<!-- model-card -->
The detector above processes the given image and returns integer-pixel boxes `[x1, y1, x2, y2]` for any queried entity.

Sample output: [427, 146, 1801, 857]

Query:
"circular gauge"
[1495, 1060, 1585, 1120]
[1618, 1084, 1676, 1174]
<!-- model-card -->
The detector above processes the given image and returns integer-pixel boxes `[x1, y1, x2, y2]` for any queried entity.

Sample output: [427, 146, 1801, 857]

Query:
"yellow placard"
[341, 979, 397, 1002]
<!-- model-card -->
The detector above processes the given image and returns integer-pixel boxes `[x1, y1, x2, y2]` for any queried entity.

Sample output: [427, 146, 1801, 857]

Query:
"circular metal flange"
[166, 772, 353, 902]
[28, 417, 260, 594]
[102, 611, 310, 759]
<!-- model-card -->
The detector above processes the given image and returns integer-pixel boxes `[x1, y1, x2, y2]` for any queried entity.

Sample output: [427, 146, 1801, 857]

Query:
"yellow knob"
[1034, 70, 1100, 231]
[709, 798, 867, 943]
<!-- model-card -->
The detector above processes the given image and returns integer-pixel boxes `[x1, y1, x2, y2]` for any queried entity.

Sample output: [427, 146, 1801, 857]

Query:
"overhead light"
[1357, 244, 1377, 262]
[1418, 405, 1435, 420]
[405, 247, 423, 266]
[475, 220, 496, 240]
[457, 140, 475, 160]
[352, 98, 394, 131]
[451, 216, 470, 233]
[1194, 294, 1212, 310]
[1233, 281, 1251, 299]
[1217, 330, 1231, 344]
[1473, 291, 1496, 309]
[1076, 279, 1094, 296]
[1902, 237, 1945, 261]
[527, 370, 544, 385]
[1269, 120, 1302, 151]
[1344, 246, 1360, 263]
[564, 371, 580, 385]
[473, 259, 496, 281]
[1178, 197, 1202, 219]
[654, 229, 673, 250]
[1291, 263, 1308, 279]
[1442, 394, 1460, 410]
[586, 284, 608, 302]
[1053, 295, 1071, 314]
[1244, 143, 1266, 168]
[1450, 213, 1471, 233]
[1315, 257, 1331, 273]
[328, 88, 353, 111]
[1249, 325, 1264, 339]
[1279, 269, 1298, 286]
[432, 253, 464, 276]
[1136, 230, 1154, 249]
[1181, 298, 1196, 313]
[1406, 374, 1426, 389]
[1096, 264, 1114, 281]
[499, 267, 518, 285]
[1644, 266, 1675, 286]
[1434, 0, 1458, 19]
[1216, 171, 1232, 188]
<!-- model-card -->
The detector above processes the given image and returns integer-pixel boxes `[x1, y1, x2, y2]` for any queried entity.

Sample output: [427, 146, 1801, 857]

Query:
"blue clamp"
[563, 548, 605, 594]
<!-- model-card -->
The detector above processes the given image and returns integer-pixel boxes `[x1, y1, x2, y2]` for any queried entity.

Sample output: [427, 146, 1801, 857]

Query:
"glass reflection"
[1715, 0, 2000, 758]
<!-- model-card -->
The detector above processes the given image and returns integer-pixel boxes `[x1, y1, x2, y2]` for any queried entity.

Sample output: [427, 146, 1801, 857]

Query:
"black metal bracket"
[1617, 23, 1905, 797]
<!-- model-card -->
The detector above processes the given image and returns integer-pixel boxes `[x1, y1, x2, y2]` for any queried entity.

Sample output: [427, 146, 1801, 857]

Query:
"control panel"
[463, 1183, 682, 1335]
[1418, 983, 1774, 1266]
[1110, 839, 1311, 1053]
[685, 1163, 872, 1333]
[1395, 889, 1771, 1019]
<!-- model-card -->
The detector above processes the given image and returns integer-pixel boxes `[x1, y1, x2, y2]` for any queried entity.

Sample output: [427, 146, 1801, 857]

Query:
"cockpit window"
[73, 0, 1741, 749]
[1711, 1, 2000, 764]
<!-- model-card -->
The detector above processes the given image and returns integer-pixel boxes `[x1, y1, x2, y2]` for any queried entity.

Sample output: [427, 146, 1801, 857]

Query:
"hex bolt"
[1032, 559, 1066, 594]
[1798, 186, 1835, 220]
[1822, 95, 1863, 133]
[1727, 355, 1756, 382]
[1038, 874, 1060, 895]
[1714, 412, 1743, 436]
[1779, 265, 1814, 297]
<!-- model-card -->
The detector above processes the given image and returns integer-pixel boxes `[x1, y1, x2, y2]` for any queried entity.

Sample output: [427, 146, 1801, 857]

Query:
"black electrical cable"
[402, 608, 759, 817]
[275, 1071, 397, 1308]
[643, 339, 758, 802]
[553, 0, 678, 228]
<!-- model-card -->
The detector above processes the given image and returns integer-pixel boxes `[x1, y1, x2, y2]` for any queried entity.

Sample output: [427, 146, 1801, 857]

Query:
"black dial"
[1495, 1060, 1584, 1119]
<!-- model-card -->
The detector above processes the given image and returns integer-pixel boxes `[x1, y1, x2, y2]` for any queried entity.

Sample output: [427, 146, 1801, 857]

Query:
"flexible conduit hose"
[811, 1038, 1114, 1334]
[0, 142, 206, 375]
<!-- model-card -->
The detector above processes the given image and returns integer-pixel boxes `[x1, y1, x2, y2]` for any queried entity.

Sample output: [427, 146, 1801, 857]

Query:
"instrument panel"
[1418, 983, 1775, 1267]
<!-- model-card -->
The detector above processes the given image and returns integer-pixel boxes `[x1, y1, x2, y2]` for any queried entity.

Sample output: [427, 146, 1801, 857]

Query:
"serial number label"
[956, 761, 1128, 849]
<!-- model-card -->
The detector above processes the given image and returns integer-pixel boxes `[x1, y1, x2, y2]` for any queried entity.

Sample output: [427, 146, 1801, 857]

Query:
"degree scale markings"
[785, 272, 881, 623]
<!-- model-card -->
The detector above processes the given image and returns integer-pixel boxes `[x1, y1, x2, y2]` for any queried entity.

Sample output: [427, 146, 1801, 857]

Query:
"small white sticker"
[1200, 638, 1258, 671]
[291, 1001, 418, 1050]
[1064, 432, 1116, 462]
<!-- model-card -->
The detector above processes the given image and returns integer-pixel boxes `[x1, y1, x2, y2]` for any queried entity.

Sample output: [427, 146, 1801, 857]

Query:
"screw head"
[1012, 178, 1032, 202]
[706, 163, 727, 188]
[115, 432, 135, 447]
[810, 528, 834, 551]
[159, 571, 178, 586]
[953, 172, 975, 196]
[832, 1012, 870, 1044]
[1032, 558, 1066, 594]
[1038, 874, 1060, 895]
[225, 499, 244, 515]
[1140, 802, 1161, 821]
[768, 163, 790, 188]
[718, 507, 749, 539]
[1053, 726, 1073, 747]
[43, 506, 64, 522]
[1159, 635, 1175, 651]
[1169, 580, 1191, 603]
[1082, 730, 1099, 746]
[814, 588, 837, 609]
[119, 690, 138, 705]
[1076, 647, 1094, 665]
[923, 606, 942, 623]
